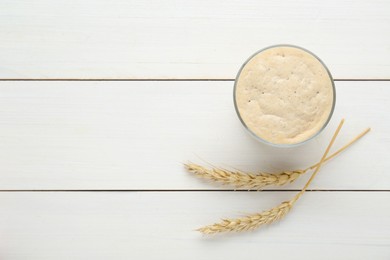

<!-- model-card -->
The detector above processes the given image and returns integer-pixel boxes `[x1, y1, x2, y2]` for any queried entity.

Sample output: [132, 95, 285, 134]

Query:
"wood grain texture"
[0, 81, 388, 190]
[0, 0, 389, 79]
[0, 192, 389, 259]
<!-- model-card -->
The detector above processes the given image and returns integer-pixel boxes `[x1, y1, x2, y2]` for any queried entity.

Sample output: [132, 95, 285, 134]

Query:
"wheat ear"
[185, 164, 304, 189]
[185, 128, 370, 189]
[197, 119, 345, 234]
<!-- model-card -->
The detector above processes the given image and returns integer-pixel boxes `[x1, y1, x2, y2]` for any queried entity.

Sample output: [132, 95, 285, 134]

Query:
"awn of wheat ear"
[185, 128, 370, 190]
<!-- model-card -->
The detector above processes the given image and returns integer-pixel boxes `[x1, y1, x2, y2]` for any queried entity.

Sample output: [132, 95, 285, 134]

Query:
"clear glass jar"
[233, 44, 336, 147]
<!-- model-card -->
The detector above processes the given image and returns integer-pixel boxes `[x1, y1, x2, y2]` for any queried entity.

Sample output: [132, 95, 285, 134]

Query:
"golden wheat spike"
[185, 127, 370, 190]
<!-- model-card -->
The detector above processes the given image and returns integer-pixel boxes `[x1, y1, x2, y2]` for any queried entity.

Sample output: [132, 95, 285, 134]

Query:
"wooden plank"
[0, 81, 388, 190]
[0, 192, 389, 259]
[0, 0, 389, 79]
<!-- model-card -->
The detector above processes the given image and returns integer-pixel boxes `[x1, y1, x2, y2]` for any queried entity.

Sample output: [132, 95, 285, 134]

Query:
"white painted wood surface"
[0, 0, 389, 79]
[0, 81, 387, 190]
[1, 192, 389, 259]
[1, 0, 389, 258]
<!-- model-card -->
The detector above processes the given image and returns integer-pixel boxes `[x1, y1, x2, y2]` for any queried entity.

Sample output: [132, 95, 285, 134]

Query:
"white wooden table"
[0, 1, 389, 259]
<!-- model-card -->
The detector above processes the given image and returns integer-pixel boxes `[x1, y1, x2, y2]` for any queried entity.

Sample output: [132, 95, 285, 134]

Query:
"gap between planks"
[0, 189, 389, 192]
[0, 79, 389, 82]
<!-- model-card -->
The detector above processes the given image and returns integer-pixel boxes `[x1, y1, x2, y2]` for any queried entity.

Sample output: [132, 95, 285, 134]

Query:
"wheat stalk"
[185, 128, 370, 189]
[197, 119, 345, 234]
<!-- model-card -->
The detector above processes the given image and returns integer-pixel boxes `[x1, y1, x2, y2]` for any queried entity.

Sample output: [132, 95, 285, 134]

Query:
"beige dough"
[234, 46, 335, 145]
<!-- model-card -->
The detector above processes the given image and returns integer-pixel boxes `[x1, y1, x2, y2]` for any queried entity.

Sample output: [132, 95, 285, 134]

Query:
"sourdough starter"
[234, 46, 335, 145]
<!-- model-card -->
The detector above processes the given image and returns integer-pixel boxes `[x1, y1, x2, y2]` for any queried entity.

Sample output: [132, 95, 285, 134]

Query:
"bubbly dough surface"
[235, 46, 334, 145]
